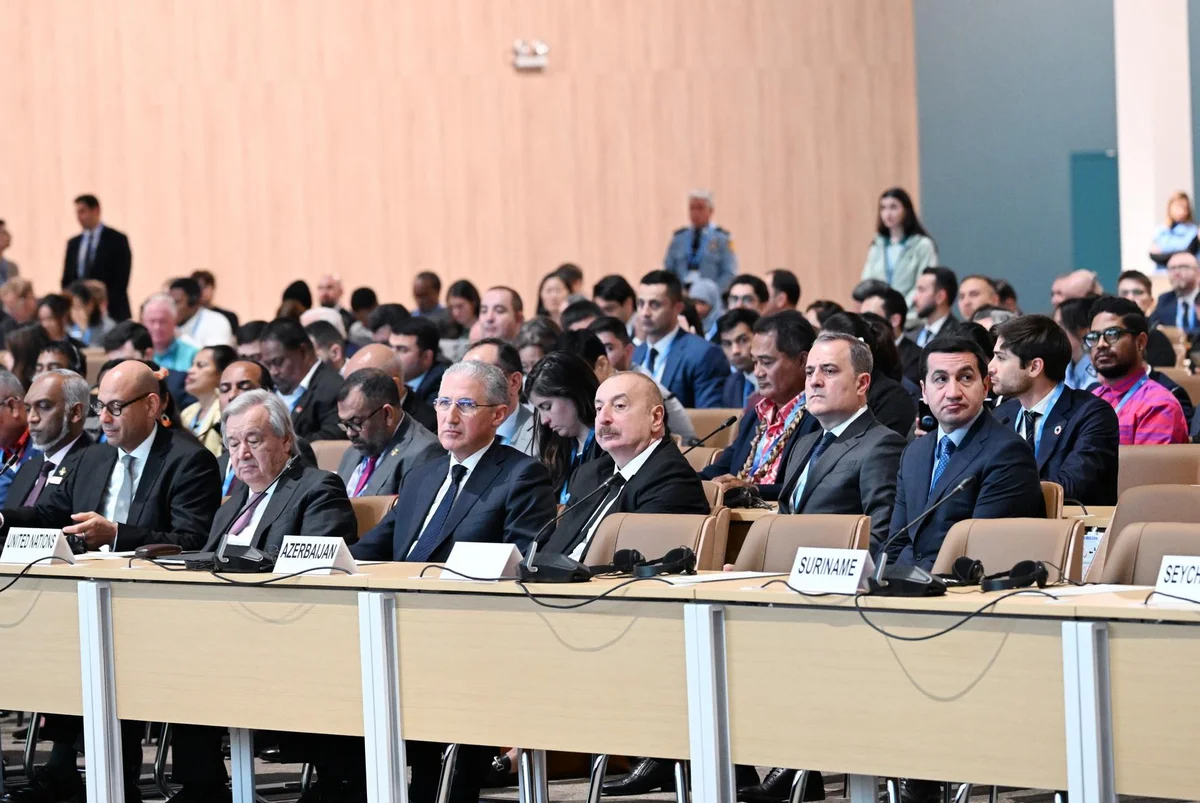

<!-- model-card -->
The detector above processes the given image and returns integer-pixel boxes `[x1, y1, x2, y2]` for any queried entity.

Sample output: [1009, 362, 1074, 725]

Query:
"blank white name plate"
[0, 528, 75, 565]
[441, 542, 522, 581]
[789, 547, 874, 594]
[274, 536, 357, 576]
[1155, 555, 1200, 603]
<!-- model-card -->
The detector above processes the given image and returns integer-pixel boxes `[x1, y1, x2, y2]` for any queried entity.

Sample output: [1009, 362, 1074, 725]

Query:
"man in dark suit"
[887, 335, 1044, 572]
[543, 372, 709, 558]
[61, 194, 132, 321]
[1151, 251, 1200, 334]
[716, 308, 760, 409]
[335, 368, 444, 497]
[9, 370, 93, 508]
[861, 285, 922, 384]
[462, 338, 536, 454]
[391, 317, 448, 406]
[260, 317, 346, 441]
[906, 266, 960, 348]
[990, 315, 1121, 506]
[631, 270, 731, 408]
[341, 343, 439, 434]
[168, 389, 357, 802]
[1, 361, 220, 803]
[0, 368, 33, 508]
[351, 360, 555, 803]
[702, 312, 820, 501]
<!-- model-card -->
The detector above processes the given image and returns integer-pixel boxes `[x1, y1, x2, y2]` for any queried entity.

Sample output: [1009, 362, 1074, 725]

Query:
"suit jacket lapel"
[128, 429, 170, 525]
[251, 469, 304, 543]
[660, 336, 686, 393]
[1036, 391, 1072, 471]
[797, 415, 872, 510]
[926, 418, 988, 507]
[779, 430, 820, 502]
[394, 460, 450, 558]
[365, 422, 408, 495]
[205, 485, 249, 550]
[435, 445, 504, 545]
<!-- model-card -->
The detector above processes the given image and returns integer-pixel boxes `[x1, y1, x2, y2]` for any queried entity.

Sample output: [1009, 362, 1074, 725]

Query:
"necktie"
[112, 455, 136, 524]
[647, 347, 659, 374]
[352, 455, 379, 497]
[929, 437, 956, 493]
[1179, 299, 1188, 330]
[1022, 410, 1041, 455]
[577, 474, 628, 562]
[23, 461, 56, 507]
[227, 491, 269, 536]
[79, 232, 91, 278]
[408, 464, 468, 562]
[919, 328, 933, 347]
[689, 228, 702, 267]
[790, 431, 837, 510]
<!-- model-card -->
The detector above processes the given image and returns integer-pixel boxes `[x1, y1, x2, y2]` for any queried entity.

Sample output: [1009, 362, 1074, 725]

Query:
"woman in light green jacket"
[860, 187, 938, 311]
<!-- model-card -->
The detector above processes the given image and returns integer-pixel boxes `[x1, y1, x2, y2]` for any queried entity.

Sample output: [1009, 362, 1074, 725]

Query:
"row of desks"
[0, 557, 1192, 803]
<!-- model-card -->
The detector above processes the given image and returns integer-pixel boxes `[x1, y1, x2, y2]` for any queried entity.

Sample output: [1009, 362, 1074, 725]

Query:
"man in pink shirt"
[1088, 296, 1189, 444]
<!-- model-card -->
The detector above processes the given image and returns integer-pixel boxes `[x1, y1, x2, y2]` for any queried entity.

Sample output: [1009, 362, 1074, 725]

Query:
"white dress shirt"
[179, 307, 235, 348]
[790, 406, 868, 505]
[276, 361, 321, 412]
[102, 425, 158, 523]
[568, 438, 662, 561]
[223, 480, 280, 547]
[408, 443, 491, 557]
[643, 327, 681, 384]
[43, 435, 83, 472]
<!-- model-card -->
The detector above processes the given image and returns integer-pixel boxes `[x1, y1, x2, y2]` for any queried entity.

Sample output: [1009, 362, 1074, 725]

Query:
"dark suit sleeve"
[859, 432, 905, 552]
[970, 438, 1045, 521]
[264, 473, 356, 558]
[113, 232, 132, 303]
[1052, 402, 1120, 505]
[871, 381, 917, 437]
[115, 450, 221, 550]
[297, 438, 318, 467]
[310, 401, 346, 441]
[883, 449, 912, 560]
[691, 344, 732, 409]
[631, 464, 710, 515]
[350, 504, 400, 561]
[1146, 328, 1178, 367]
[503, 459, 556, 556]
[2, 468, 80, 531]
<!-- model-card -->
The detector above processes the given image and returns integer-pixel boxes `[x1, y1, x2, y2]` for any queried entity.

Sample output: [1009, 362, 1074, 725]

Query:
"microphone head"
[722, 415, 738, 427]
[954, 477, 974, 492]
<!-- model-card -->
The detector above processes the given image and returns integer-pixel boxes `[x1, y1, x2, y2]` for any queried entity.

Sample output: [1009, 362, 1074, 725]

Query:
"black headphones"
[592, 546, 697, 578]
[944, 556, 1048, 591]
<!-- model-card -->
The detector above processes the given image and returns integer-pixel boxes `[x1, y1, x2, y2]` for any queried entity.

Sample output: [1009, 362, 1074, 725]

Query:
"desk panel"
[0, 577, 82, 715]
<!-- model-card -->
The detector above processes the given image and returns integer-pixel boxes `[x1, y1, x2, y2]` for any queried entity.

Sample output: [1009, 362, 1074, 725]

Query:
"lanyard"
[1114, 375, 1149, 414]
[559, 430, 595, 503]
[749, 402, 804, 476]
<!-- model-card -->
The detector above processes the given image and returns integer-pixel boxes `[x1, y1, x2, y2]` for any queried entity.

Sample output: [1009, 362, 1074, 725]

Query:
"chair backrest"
[1088, 484, 1200, 581]
[732, 514, 871, 572]
[931, 518, 1084, 584]
[1159, 366, 1200, 402]
[83, 347, 105, 385]
[1041, 481, 1064, 518]
[350, 495, 398, 539]
[1158, 328, 1188, 366]
[1098, 522, 1200, 585]
[701, 480, 724, 511]
[685, 408, 742, 449]
[586, 510, 730, 571]
[311, 440, 351, 472]
[1117, 444, 1200, 497]
[683, 446, 723, 473]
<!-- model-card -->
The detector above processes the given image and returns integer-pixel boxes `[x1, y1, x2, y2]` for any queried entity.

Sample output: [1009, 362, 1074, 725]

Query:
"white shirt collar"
[937, 411, 982, 447]
[44, 435, 84, 469]
[1023, 383, 1062, 417]
[646, 326, 681, 350]
[120, 425, 158, 463]
[925, 313, 951, 335]
[450, 441, 492, 473]
[614, 438, 663, 478]
[298, 360, 321, 392]
[822, 404, 868, 438]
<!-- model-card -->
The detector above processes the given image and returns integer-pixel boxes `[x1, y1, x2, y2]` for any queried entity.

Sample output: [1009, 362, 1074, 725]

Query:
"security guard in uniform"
[663, 189, 738, 291]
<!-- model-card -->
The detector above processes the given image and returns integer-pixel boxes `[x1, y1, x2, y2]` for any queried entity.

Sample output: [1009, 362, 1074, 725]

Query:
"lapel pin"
[390, 447, 400, 457]
[294, 405, 304, 414]
[1054, 425, 1063, 435]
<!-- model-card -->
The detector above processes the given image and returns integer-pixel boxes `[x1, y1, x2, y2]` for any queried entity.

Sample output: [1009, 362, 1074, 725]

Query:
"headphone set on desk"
[590, 546, 697, 579]
[941, 556, 1049, 591]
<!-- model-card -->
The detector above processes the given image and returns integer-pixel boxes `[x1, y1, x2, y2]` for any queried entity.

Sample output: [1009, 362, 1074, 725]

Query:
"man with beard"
[1087, 296, 1189, 444]
[8, 370, 92, 507]
[0, 369, 33, 507]
[906, 266, 960, 347]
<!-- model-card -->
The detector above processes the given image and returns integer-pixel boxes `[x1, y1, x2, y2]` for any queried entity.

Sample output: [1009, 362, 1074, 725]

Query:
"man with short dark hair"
[235, 320, 267, 362]
[561, 299, 603, 331]
[349, 287, 378, 346]
[479, 286, 524, 342]
[766, 269, 800, 312]
[462, 338, 535, 454]
[1055, 296, 1099, 391]
[995, 279, 1019, 313]
[390, 317, 447, 406]
[260, 317, 346, 440]
[1117, 269, 1178, 367]
[191, 269, 239, 331]
[10, 370, 92, 509]
[990, 315, 1120, 505]
[632, 270, 730, 408]
[556, 263, 584, 294]
[907, 266, 960, 346]
[170, 276, 234, 347]
[716, 308, 759, 408]
[366, 303, 411, 343]
[726, 274, 769, 314]
[103, 318, 193, 409]
[306, 319, 348, 374]
[412, 270, 454, 336]
[593, 275, 637, 335]
[61, 194, 133, 321]
[860, 286, 921, 383]
[956, 275, 1000, 322]
[0, 369, 33, 507]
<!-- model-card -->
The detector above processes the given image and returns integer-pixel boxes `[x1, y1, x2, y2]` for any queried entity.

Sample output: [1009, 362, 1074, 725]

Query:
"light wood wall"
[0, 0, 918, 320]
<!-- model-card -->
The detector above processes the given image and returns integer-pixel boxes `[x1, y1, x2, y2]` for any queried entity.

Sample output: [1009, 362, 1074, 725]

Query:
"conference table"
[0, 557, 1193, 803]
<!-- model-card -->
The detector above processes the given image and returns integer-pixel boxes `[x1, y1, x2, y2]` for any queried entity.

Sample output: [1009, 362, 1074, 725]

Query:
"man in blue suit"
[632, 270, 731, 408]
[990, 315, 1120, 506]
[1151, 251, 1200, 334]
[717, 308, 760, 409]
[662, 190, 737, 290]
[886, 334, 1044, 571]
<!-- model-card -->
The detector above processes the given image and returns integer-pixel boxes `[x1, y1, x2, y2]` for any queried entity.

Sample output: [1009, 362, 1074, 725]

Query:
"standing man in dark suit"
[1, 361, 220, 803]
[1151, 251, 1200, 335]
[887, 335, 1044, 572]
[390, 317, 448, 406]
[861, 285, 922, 384]
[8, 370, 92, 508]
[335, 368, 444, 497]
[61, 194, 132, 321]
[341, 343, 438, 434]
[632, 270, 731, 408]
[351, 360, 555, 803]
[906, 266, 960, 346]
[260, 317, 346, 441]
[990, 315, 1120, 506]
[717, 308, 760, 409]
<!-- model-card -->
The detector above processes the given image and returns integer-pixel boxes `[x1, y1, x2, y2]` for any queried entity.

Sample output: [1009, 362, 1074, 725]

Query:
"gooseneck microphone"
[870, 477, 975, 596]
[518, 474, 625, 583]
[681, 416, 739, 455]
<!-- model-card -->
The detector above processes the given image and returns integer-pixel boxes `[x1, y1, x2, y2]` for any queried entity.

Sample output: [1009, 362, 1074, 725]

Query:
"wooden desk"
[1063, 505, 1114, 530]
[0, 575, 82, 716]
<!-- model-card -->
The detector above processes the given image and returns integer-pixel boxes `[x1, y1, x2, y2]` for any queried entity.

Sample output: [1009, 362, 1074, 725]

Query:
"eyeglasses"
[91, 391, 152, 417]
[1082, 327, 1134, 350]
[432, 398, 501, 416]
[338, 405, 385, 434]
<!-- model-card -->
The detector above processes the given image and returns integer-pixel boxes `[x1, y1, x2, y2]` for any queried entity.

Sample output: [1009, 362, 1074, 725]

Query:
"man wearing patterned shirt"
[1088, 296, 1189, 445]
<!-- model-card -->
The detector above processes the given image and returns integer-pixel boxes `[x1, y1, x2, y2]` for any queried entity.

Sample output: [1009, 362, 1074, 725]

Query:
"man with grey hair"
[141, 291, 199, 371]
[663, 188, 738, 290]
[741, 331, 905, 803]
[8, 370, 91, 508]
[350, 359, 555, 803]
[167, 388, 356, 800]
[1050, 269, 1103, 309]
[971, 305, 1016, 331]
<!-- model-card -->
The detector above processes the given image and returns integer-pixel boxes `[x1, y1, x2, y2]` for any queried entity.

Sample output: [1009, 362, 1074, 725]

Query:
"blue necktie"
[790, 431, 836, 510]
[408, 464, 467, 562]
[929, 436, 956, 493]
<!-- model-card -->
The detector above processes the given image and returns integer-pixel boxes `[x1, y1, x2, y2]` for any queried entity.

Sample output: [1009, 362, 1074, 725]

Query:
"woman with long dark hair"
[526, 351, 601, 501]
[5, 323, 51, 390]
[181, 345, 238, 456]
[536, 271, 571, 326]
[860, 187, 938, 305]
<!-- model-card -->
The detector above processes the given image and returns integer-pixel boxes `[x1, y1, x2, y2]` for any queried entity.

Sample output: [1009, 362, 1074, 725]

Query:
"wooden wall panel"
[0, 0, 918, 320]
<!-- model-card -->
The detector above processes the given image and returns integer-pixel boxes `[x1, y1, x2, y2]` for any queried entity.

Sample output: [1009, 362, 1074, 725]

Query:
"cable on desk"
[423, 564, 675, 609]
[0, 556, 75, 593]
[1040, 560, 1086, 587]
[1142, 589, 1200, 606]
[851, 588, 1060, 642]
[757, 578, 842, 597]
[207, 566, 355, 586]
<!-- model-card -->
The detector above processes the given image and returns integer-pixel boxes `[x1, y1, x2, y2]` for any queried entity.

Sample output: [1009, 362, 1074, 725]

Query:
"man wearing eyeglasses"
[0, 368, 33, 507]
[335, 367, 443, 497]
[340, 343, 439, 434]
[0, 360, 220, 803]
[1087, 296, 1189, 445]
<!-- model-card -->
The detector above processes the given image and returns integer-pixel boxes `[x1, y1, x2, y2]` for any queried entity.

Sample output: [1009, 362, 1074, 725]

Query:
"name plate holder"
[1154, 555, 1200, 602]
[274, 536, 358, 576]
[0, 528, 75, 566]
[440, 542, 522, 581]
[788, 547, 873, 595]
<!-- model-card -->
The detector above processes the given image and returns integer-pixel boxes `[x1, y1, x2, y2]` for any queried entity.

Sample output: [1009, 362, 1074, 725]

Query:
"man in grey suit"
[744, 331, 906, 803]
[335, 368, 444, 497]
[463, 337, 536, 454]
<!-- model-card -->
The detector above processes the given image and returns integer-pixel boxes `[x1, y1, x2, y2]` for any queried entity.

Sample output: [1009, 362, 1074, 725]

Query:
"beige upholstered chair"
[1116, 445, 1200, 497]
[1040, 481, 1064, 518]
[1088, 484, 1200, 581]
[310, 439, 351, 472]
[732, 514, 870, 572]
[701, 480, 724, 511]
[1098, 522, 1200, 584]
[585, 510, 730, 571]
[932, 518, 1084, 584]
[685, 408, 742, 448]
[350, 495, 398, 539]
[683, 446, 723, 473]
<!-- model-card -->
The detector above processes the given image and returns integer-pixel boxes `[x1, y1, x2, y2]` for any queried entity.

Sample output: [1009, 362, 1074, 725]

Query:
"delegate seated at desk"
[8, 369, 93, 509]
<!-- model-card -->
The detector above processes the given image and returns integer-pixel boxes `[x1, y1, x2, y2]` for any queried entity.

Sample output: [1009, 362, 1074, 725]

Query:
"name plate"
[441, 542, 522, 581]
[0, 528, 75, 566]
[274, 537, 357, 576]
[789, 547, 874, 595]
[1155, 555, 1200, 602]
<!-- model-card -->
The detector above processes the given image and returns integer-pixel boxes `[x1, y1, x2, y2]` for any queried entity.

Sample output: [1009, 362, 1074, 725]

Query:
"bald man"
[1050, 269, 1102, 308]
[541, 371, 709, 558]
[317, 272, 355, 332]
[342, 343, 437, 433]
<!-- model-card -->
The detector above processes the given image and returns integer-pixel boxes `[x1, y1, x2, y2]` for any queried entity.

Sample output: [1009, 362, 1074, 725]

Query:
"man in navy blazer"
[990, 315, 1120, 506]
[631, 270, 730, 408]
[716, 308, 760, 409]
[1151, 251, 1200, 334]
[887, 335, 1044, 571]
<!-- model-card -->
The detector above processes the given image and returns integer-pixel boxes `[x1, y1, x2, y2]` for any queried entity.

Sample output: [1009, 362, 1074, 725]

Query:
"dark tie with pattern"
[408, 464, 468, 562]
[23, 461, 56, 507]
[929, 436, 956, 493]
[789, 431, 837, 510]
[647, 347, 659, 374]
[577, 475, 628, 561]
[1022, 410, 1041, 455]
